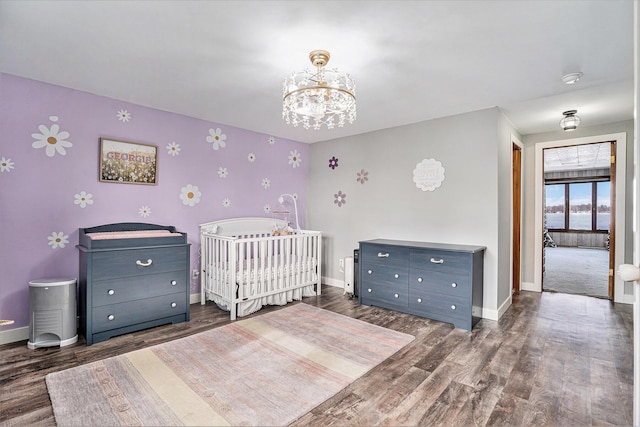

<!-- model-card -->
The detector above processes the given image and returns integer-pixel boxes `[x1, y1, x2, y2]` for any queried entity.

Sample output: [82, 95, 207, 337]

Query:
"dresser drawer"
[409, 269, 471, 296]
[410, 250, 471, 276]
[361, 263, 408, 285]
[92, 246, 188, 280]
[360, 281, 408, 307]
[92, 292, 187, 333]
[92, 271, 187, 307]
[408, 289, 469, 321]
[361, 244, 410, 268]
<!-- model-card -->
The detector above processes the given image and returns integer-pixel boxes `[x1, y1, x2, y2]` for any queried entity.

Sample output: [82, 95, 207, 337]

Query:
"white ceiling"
[543, 142, 611, 172]
[0, 1, 633, 144]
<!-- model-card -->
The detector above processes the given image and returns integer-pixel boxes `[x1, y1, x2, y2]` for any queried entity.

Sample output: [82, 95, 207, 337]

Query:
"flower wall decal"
[0, 157, 14, 172]
[218, 167, 228, 178]
[167, 142, 181, 156]
[139, 206, 151, 217]
[117, 109, 131, 122]
[328, 156, 339, 169]
[222, 198, 231, 208]
[206, 128, 227, 150]
[268, 136, 276, 145]
[263, 204, 271, 213]
[334, 190, 346, 207]
[74, 191, 93, 208]
[288, 150, 302, 168]
[261, 178, 271, 189]
[356, 169, 368, 184]
[48, 231, 69, 249]
[248, 153, 256, 162]
[180, 184, 201, 206]
[32, 123, 72, 157]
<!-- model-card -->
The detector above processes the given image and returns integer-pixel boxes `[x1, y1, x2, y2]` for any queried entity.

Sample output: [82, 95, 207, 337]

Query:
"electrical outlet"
[192, 269, 200, 279]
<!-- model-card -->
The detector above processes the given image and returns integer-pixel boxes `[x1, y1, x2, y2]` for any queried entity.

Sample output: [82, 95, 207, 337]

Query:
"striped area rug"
[46, 303, 414, 426]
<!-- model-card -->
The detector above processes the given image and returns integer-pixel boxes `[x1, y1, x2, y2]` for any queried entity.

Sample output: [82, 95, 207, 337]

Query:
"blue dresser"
[77, 223, 190, 345]
[358, 239, 485, 331]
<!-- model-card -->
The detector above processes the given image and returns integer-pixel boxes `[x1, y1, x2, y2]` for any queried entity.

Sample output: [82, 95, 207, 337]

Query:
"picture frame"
[99, 138, 158, 185]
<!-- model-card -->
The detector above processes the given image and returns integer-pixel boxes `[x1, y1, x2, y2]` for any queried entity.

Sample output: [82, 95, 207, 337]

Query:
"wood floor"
[0, 285, 633, 426]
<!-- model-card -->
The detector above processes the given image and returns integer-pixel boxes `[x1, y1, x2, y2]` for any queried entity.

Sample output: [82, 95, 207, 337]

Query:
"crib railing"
[200, 229, 322, 319]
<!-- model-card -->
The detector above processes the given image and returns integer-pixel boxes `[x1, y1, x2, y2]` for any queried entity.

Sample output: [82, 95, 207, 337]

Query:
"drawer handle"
[136, 259, 153, 267]
[451, 282, 457, 288]
[417, 298, 422, 303]
[107, 314, 115, 321]
[451, 304, 457, 310]
[171, 302, 177, 308]
[108, 289, 115, 296]
[171, 280, 177, 286]
[417, 277, 423, 283]
[368, 269, 373, 275]
[394, 293, 399, 298]
[377, 252, 390, 258]
[367, 288, 372, 293]
[394, 273, 399, 279]
[430, 258, 444, 264]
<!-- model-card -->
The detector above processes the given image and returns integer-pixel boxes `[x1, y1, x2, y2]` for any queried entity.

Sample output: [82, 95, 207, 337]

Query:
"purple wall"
[0, 73, 309, 330]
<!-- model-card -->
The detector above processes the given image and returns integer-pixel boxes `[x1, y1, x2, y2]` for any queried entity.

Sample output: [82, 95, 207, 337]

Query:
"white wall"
[307, 107, 517, 318]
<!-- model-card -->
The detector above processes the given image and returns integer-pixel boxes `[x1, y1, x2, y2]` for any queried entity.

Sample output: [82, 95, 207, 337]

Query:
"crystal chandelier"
[282, 50, 356, 130]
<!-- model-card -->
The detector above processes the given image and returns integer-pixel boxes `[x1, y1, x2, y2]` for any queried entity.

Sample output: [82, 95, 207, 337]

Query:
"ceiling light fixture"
[560, 110, 581, 131]
[282, 50, 356, 130]
[562, 72, 583, 85]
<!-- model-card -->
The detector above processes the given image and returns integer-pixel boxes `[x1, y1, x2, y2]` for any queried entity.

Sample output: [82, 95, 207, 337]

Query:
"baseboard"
[0, 326, 28, 345]
[521, 281, 539, 292]
[321, 277, 344, 289]
[190, 293, 201, 305]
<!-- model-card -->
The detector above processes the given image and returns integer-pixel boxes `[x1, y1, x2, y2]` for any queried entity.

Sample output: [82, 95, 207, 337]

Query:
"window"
[544, 180, 610, 232]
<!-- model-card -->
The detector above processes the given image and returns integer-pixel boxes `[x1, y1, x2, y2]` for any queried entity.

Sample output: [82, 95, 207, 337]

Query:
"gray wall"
[307, 107, 518, 317]
[521, 120, 635, 296]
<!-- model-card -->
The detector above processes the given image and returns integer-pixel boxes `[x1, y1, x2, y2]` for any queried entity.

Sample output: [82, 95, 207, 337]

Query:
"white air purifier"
[343, 256, 355, 294]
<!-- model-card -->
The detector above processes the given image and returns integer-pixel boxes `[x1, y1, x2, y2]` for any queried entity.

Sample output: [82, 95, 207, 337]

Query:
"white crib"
[200, 217, 322, 320]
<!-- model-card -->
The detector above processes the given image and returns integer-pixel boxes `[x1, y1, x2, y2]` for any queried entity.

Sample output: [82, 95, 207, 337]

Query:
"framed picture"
[99, 138, 158, 185]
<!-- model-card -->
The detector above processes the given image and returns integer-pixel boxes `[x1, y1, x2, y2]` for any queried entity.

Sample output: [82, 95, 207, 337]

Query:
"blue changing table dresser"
[77, 223, 190, 345]
[358, 239, 485, 331]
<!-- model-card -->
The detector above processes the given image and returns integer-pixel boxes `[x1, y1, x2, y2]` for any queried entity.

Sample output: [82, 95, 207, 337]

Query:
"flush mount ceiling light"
[562, 72, 583, 85]
[282, 50, 356, 130]
[560, 110, 581, 131]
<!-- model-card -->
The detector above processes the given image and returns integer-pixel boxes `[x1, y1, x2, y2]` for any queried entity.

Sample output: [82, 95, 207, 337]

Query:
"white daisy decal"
[288, 150, 302, 168]
[180, 184, 201, 207]
[264, 204, 271, 213]
[218, 167, 228, 178]
[139, 206, 151, 217]
[32, 123, 72, 157]
[0, 157, 14, 172]
[206, 128, 227, 150]
[261, 178, 271, 189]
[268, 136, 276, 145]
[248, 153, 256, 162]
[74, 191, 93, 208]
[48, 232, 69, 249]
[117, 109, 131, 122]
[167, 142, 181, 156]
[222, 198, 231, 208]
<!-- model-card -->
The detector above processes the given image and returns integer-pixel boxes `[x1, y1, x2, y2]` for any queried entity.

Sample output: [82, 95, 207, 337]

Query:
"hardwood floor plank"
[0, 286, 633, 426]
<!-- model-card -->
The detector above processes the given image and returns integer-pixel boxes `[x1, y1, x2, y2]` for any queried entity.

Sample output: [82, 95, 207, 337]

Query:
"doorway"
[541, 141, 615, 299]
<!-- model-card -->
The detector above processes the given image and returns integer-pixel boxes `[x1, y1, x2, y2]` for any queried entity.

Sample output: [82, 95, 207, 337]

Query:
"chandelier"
[282, 50, 356, 130]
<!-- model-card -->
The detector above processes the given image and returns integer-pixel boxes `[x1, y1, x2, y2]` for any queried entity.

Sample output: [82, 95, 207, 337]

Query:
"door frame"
[533, 132, 630, 303]
[512, 138, 523, 293]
